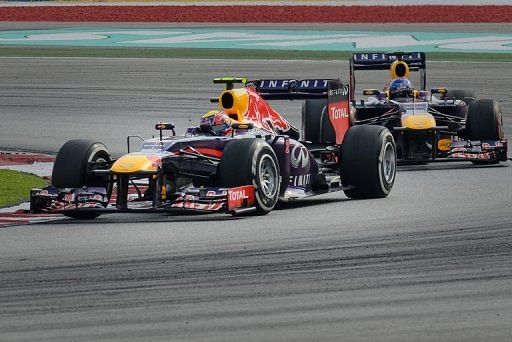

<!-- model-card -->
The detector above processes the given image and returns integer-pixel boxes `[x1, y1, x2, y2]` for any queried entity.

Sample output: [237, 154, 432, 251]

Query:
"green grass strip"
[0, 170, 48, 208]
[0, 46, 510, 62]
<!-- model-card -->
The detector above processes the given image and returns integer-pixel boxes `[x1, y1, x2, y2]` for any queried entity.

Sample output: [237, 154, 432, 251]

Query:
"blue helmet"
[389, 78, 413, 99]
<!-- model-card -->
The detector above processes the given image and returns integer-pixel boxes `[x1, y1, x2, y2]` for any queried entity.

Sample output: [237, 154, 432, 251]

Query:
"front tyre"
[341, 125, 396, 199]
[467, 99, 504, 165]
[219, 138, 280, 215]
[52, 139, 111, 219]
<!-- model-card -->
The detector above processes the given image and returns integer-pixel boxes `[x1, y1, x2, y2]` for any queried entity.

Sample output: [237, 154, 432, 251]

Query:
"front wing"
[447, 140, 508, 162]
[30, 185, 257, 216]
[394, 126, 508, 163]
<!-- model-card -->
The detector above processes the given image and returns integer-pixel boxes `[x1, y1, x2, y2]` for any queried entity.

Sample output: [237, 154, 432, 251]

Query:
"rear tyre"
[302, 99, 335, 144]
[466, 99, 504, 165]
[52, 139, 111, 219]
[341, 125, 396, 199]
[219, 138, 280, 215]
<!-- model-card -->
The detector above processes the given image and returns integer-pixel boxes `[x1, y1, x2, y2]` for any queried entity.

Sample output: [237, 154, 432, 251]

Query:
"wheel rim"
[259, 154, 278, 198]
[382, 141, 396, 184]
[87, 151, 111, 196]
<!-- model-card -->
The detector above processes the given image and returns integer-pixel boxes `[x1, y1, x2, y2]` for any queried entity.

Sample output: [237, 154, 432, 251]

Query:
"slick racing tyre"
[219, 138, 280, 215]
[52, 139, 111, 219]
[302, 99, 335, 144]
[340, 125, 396, 199]
[466, 99, 504, 165]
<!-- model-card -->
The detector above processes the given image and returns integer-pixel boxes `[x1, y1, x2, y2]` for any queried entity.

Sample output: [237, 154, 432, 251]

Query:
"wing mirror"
[155, 122, 176, 140]
[430, 87, 447, 95]
[363, 89, 381, 96]
[231, 122, 254, 130]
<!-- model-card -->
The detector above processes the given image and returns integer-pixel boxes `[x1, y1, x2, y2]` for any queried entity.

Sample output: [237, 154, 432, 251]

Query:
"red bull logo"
[245, 88, 291, 133]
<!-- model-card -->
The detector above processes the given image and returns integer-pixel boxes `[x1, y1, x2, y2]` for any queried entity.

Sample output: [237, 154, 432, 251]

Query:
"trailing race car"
[345, 52, 507, 164]
[30, 77, 397, 219]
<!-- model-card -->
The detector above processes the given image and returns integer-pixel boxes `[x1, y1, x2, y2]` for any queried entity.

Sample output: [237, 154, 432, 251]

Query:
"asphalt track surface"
[1, 58, 512, 154]
[1, 57, 512, 340]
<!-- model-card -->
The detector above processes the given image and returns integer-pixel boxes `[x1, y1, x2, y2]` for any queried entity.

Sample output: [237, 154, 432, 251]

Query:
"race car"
[344, 52, 508, 164]
[30, 77, 397, 219]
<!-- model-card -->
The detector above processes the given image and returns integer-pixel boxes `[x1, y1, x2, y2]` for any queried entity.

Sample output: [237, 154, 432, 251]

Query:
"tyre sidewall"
[377, 130, 396, 195]
[219, 138, 280, 214]
[251, 143, 280, 213]
[341, 125, 396, 198]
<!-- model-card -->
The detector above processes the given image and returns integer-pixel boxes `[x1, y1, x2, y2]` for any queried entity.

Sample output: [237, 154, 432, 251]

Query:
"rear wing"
[213, 77, 350, 144]
[350, 52, 427, 100]
[211, 78, 344, 100]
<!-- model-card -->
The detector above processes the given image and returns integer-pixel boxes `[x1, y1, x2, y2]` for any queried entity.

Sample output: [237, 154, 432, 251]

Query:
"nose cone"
[401, 113, 436, 130]
[111, 153, 161, 173]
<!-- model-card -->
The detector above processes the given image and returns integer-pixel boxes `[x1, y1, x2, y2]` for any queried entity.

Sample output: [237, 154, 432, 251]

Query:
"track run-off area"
[1, 27, 512, 53]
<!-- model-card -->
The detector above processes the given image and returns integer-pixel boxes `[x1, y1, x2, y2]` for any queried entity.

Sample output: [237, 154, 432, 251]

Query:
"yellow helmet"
[390, 60, 410, 79]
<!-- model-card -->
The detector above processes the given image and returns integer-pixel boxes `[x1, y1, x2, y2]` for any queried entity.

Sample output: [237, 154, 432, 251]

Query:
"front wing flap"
[30, 186, 109, 213]
[169, 185, 255, 213]
[448, 139, 508, 162]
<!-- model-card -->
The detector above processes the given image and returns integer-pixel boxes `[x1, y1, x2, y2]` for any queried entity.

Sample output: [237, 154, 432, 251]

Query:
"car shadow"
[398, 162, 508, 172]
[46, 212, 242, 225]
[43, 196, 351, 225]
[275, 196, 349, 210]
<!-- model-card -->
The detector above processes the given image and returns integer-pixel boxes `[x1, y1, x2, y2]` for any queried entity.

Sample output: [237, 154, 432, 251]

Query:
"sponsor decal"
[296, 79, 329, 91]
[290, 144, 310, 171]
[229, 189, 247, 201]
[451, 152, 493, 160]
[438, 138, 452, 151]
[119, 163, 134, 169]
[353, 52, 423, 63]
[329, 86, 349, 97]
[289, 174, 311, 188]
[227, 185, 255, 210]
[328, 81, 350, 144]
[258, 79, 330, 92]
[400, 102, 429, 114]
[140, 141, 164, 152]
[243, 88, 291, 134]
[330, 106, 349, 120]
[258, 79, 291, 90]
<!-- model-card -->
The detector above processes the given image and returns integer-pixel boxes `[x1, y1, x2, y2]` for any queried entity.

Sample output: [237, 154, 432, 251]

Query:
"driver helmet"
[200, 110, 232, 136]
[389, 78, 413, 100]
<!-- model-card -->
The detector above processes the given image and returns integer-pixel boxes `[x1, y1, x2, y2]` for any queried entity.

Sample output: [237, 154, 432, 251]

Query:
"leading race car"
[347, 52, 508, 164]
[30, 77, 397, 219]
